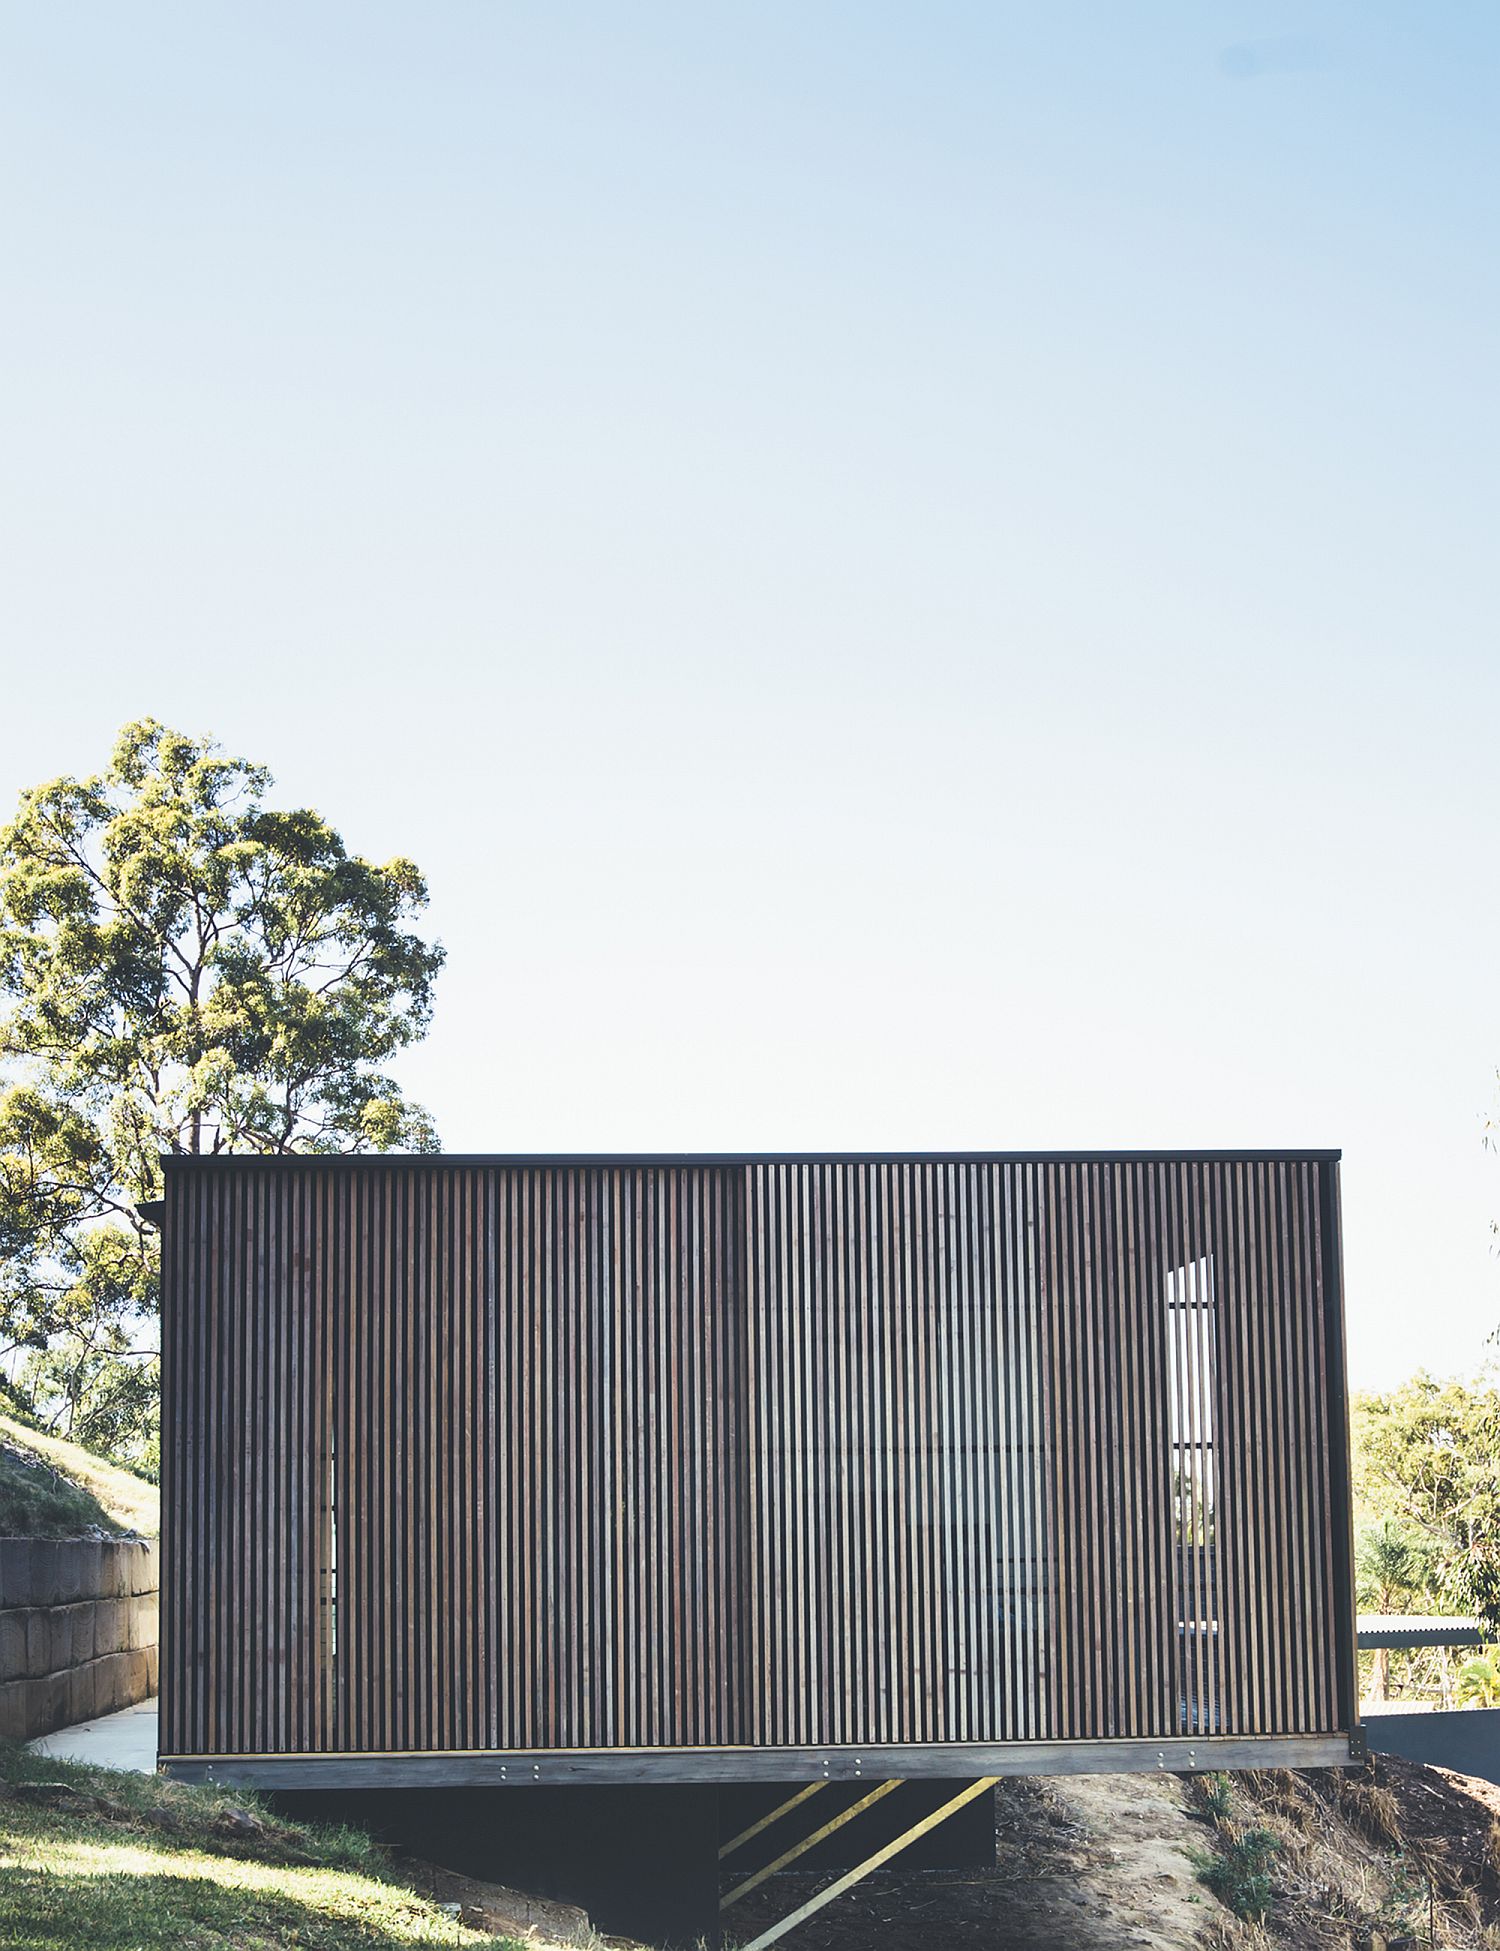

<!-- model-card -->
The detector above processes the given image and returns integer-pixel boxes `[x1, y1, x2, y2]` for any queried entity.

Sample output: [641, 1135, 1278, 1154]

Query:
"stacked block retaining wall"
[0, 1539, 158, 1740]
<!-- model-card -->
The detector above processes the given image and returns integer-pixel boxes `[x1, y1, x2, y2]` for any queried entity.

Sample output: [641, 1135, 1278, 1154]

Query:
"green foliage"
[1355, 1515, 1437, 1613]
[0, 720, 443, 1464]
[1374, 1851, 1431, 1936]
[1454, 1647, 1500, 1708]
[1353, 1371, 1500, 1633]
[1195, 1772, 1234, 1822]
[1190, 1825, 1281, 1922]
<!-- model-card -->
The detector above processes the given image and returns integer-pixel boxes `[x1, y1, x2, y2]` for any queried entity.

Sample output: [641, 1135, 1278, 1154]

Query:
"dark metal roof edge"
[161, 1147, 1343, 1170]
[1356, 1619, 1485, 1649]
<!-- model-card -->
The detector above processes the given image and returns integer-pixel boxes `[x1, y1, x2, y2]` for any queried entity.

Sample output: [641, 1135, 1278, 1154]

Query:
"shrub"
[1192, 1825, 1282, 1922]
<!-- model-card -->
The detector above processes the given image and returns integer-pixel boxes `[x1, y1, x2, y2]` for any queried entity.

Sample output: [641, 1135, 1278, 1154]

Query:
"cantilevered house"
[156, 1151, 1358, 1944]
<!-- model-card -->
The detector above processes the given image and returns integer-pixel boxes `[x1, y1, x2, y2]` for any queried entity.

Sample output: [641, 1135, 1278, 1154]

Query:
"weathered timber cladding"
[160, 1153, 1354, 1765]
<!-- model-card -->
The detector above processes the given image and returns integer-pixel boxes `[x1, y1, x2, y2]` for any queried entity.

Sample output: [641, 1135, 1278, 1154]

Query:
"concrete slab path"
[27, 1696, 158, 1773]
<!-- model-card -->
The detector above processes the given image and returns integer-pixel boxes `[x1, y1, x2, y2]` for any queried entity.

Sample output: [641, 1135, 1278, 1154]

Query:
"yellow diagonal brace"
[734, 1777, 998, 1951]
[719, 1782, 827, 1861]
[721, 1779, 903, 1910]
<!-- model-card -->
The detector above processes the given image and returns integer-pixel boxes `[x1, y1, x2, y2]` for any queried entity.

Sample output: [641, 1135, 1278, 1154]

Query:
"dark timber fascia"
[159, 1733, 1356, 1788]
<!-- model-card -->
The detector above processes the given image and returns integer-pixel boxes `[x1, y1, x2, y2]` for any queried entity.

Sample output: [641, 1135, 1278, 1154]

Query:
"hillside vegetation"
[0, 1413, 159, 1538]
[0, 1739, 583, 1951]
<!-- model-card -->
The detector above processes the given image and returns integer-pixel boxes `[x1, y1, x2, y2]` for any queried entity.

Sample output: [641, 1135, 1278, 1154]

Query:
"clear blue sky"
[1, 4, 1496, 1388]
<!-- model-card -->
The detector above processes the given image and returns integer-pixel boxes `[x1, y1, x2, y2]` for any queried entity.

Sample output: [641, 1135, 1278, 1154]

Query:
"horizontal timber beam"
[159, 1733, 1356, 1789]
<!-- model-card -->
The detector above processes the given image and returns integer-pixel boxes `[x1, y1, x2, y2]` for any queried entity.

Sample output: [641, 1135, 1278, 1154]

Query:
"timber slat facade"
[159, 1151, 1357, 1780]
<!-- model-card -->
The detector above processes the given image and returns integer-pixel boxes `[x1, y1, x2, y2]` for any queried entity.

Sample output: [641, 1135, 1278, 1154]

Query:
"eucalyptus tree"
[0, 719, 443, 1463]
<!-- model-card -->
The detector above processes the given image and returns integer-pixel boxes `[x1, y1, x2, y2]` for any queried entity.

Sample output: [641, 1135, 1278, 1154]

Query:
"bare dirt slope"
[725, 1770, 1222, 1951]
[724, 1757, 1500, 1951]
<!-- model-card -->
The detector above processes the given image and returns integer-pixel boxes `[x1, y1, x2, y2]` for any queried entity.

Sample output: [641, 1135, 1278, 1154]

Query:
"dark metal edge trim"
[160, 1149, 1344, 1172]
[1356, 1624, 1485, 1650]
[1320, 1160, 1364, 1764]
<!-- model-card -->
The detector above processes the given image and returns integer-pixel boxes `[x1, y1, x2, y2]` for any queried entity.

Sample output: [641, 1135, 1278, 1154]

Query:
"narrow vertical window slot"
[1166, 1254, 1215, 1732]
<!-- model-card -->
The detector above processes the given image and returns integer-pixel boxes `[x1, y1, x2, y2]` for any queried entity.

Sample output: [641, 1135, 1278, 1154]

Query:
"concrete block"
[65, 1659, 97, 1725]
[38, 1544, 70, 1606]
[72, 1600, 100, 1665]
[0, 1675, 28, 1739]
[0, 1610, 27, 1682]
[128, 1594, 159, 1652]
[44, 1607, 72, 1675]
[124, 1646, 152, 1702]
[94, 1597, 127, 1659]
[95, 1652, 124, 1716]
[25, 1608, 49, 1677]
[84, 1654, 109, 1718]
[0, 1540, 37, 1607]
[72, 1541, 103, 1604]
[146, 1642, 159, 1692]
[108, 1653, 130, 1713]
[90, 1651, 119, 1714]
[46, 1601, 74, 1670]
[65, 1603, 95, 1670]
[99, 1541, 130, 1599]
[0, 1669, 68, 1740]
[29, 1670, 68, 1737]
[130, 1542, 158, 1597]
[42, 1668, 69, 1731]
[32, 1543, 70, 1607]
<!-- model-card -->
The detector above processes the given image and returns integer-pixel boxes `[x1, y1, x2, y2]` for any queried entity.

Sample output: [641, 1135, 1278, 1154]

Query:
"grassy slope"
[0, 1739, 532, 1951]
[0, 1414, 158, 1539]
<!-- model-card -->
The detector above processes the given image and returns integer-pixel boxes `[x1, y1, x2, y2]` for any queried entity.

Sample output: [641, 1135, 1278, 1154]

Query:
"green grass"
[0, 1443, 122, 1539]
[0, 1740, 529, 1950]
[0, 1414, 158, 1539]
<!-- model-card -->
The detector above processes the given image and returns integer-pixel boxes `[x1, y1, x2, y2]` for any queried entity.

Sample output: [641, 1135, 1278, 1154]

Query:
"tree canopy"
[1353, 1370, 1500, 1632]
[0, 719, 443, 1465]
